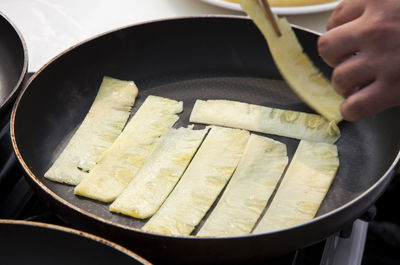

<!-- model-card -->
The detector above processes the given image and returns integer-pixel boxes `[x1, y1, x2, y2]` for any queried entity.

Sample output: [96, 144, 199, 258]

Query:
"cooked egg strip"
[241, 0, 344, 122]
[142, 126, 249, 236]
[253, 140, 339, 233]
[44, 76, 138, 185]
[190, 99, 340, 144]
[110, 126, 209, 219]
[197, 134, 288, 236]
[74, 95, 183, 202]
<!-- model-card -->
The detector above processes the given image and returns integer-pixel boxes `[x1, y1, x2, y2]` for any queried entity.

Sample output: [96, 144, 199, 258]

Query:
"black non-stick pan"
[0, 219, 151, 265]
[11, 16, 400, 264]
[0, 11, 28, 202]
[0, 11, 27, 117]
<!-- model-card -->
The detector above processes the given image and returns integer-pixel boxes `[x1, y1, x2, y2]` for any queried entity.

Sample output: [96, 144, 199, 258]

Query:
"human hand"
[318, 0, 400, 121]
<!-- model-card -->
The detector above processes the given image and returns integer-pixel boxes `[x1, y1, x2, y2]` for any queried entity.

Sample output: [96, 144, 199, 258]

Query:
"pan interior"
[13, 17, 400, 232]
[0, 222, 147, 265]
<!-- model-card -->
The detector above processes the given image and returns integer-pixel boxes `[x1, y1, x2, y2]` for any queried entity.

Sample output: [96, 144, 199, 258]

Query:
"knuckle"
[361, 17, 391, 41]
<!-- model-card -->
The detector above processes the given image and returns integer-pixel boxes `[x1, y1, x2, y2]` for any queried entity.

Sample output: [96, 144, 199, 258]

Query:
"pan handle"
[319, 219, 368, 265]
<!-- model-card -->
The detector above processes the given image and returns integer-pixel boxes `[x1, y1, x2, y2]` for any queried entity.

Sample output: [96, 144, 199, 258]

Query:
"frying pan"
[0, 11, 27, 117]
[0, 11, 27, 202]
[11, 16, 400, 264]
[0, 219, 151, 265]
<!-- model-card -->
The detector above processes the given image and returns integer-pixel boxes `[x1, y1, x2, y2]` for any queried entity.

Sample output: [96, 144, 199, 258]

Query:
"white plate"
[201, 0, 340, 15]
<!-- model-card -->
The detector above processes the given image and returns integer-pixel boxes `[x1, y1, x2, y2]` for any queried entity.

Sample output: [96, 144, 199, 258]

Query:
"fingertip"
[339, 83, 392, 122]
[326, 1, 346, 30]
[317, 34, 336, 68]
[326, 0, 364, 30]
[340, 90, 375, 122]
[340, 100, 359, 122]
[330, 55, 374, 98]
[317, 34, 327, 54]
[317, 35, 326, 58]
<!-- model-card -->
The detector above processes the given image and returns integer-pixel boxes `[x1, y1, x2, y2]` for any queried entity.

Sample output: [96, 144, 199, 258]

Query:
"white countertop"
[0, 0, 333, 72]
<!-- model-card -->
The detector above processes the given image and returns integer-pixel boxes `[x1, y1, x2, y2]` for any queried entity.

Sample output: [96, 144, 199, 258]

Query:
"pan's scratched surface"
[12, 17, 400, 263]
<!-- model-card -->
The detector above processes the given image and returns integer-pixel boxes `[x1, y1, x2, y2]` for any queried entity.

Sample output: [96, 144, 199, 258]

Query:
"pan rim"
[0, 219, 152, 264]
[10, 15, 400, 241]
[0, 11, 28, 111]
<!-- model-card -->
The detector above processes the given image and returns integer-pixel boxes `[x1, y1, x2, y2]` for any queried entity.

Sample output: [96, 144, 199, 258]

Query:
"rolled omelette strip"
[74, 95, 183, 203]
[253, 140, 339, 233]
[197, 134, 288, 237]
[110, 126, 209, 219]
[44, 76, 139, 185]
[241, 0, 344, 123]
[142, 126, 249, 236]
[189, 99, 340, 144]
